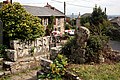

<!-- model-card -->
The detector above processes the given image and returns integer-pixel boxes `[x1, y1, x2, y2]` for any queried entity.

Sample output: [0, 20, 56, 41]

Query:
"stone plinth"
[50, 46, 62, 60]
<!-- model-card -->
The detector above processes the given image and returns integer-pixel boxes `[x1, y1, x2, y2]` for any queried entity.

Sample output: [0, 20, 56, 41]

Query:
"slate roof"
[81, 13, 91, 17]
[23, 5, 65, 17]
[110, 17, 120, 26]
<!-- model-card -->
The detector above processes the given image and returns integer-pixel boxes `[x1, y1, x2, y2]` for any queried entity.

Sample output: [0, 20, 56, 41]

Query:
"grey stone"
[0, 65, 2, 70]
[10, 40, 20, 50]
[6, 49, 17, 61]
[4, 71, 11, 75]
[40, 57, 53, 67]
[0, 71, 4, 77]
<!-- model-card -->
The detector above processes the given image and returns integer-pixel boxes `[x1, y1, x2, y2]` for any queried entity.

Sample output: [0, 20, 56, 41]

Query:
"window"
[58, 27, 61, 32]
[44, 18, 48, 25]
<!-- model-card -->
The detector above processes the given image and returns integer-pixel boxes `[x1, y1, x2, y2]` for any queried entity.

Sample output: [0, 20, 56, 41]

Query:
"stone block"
[36, 38, 43, 47]
[10, 40, 20, 50]
[40, 57, 53, 67]
[50, 46, 62, 60]
[43, 37, 49, 48]
[4, 71, 11, 75]
[36, 46, 42, 53]
[22, 49, 29, 57]
[6, 49, 17, 61]
[0, 71, 4, 77]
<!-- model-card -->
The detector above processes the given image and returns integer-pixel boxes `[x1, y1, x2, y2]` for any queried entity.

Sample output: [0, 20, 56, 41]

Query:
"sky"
[0, 0, 120, 15]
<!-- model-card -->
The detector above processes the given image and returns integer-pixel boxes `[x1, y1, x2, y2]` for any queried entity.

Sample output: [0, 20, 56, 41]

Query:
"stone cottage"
[24, 3, 65, 34]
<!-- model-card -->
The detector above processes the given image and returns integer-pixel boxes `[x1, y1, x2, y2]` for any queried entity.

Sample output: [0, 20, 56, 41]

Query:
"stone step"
[0, 65, 2, 70]
[0, 71, 4, 77]
[3, 61, 14, 71]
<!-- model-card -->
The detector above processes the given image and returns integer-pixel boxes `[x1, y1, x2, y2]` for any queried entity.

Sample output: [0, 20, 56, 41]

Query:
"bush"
[38, 54, 68, 80]
[106, 27, 120, 41]
[0, 2, 44, 41]
[85, 35, 109, 63]
[61, 37, 76, 62]
[0, 44, 7, 58]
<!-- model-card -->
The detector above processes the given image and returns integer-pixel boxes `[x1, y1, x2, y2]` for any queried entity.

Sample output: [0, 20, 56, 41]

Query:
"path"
[0, 69, 38, 80]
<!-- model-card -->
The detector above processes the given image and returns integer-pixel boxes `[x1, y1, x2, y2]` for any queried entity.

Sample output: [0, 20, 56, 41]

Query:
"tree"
[0, 2, 44, 41]
[91, 5, 107, 26]
[80, 5, 110, 35]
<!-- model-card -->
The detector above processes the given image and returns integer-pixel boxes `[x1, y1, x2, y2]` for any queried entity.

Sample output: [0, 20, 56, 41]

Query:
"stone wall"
[6, 36, 51, 61]
[2, 36, 51, 74]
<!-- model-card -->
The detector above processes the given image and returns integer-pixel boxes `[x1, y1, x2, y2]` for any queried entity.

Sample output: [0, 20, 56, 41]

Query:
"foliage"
[0, 44, 7, 58]
[80, 16, 90, 26]
[61, 37, 76, 62]
[91, 6, 107, 26]
[85, 35, 109, 63]
[0, 2, 44, 41]
[68, 63, 120, 80]
[46, 16, 55, 36]
[106, 27, 120, 41]
[38, 54, 68, 80]
[65, 23, 71, 30]
[80, 5, 110, 36]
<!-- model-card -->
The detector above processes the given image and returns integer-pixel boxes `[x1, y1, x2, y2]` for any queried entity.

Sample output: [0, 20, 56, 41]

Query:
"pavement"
[109, 40, 120, 51]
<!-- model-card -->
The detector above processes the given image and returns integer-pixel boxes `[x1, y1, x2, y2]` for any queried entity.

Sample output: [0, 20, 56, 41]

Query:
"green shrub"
[0, 2, 44, 41]
[61, 37, 76, 62]
[85, 35, 109, 63]
[0, 44, 7, 58]
[106, 27, 120, 41]
[38, 54, 68, 80]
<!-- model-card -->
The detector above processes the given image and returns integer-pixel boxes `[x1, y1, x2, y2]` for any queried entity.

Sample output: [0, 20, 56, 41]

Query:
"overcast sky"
[1, 0, 120, 15]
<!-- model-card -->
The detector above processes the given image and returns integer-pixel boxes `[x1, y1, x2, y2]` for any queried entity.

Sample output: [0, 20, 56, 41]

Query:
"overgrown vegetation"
[86, 35, 109, 63]
[61, 6, 111, 64]
[0, 2, 44, 41]
[106, 27, 120, 41]
[38, 54, 68, 80]
[68, 63, 120, 80]
[0, 44, 7, 58]
[81, 6, 111, 36]
[61, 37, 76, 62]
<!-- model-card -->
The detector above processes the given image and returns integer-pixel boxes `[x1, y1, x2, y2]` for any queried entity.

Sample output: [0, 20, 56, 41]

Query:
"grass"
[68, 63, 120, 80]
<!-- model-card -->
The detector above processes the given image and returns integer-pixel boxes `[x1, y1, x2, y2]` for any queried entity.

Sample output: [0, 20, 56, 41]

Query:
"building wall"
[41, 17, 65, 34]
[54, 17, 64, 34]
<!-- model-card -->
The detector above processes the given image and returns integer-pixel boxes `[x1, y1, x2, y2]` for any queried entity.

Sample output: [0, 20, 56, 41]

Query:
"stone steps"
[0, 65, 2, 70]
[0, 71, 4, 77]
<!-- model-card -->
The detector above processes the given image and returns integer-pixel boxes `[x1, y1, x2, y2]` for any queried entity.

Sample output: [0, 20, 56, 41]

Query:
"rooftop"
[23, 5, 65, 17]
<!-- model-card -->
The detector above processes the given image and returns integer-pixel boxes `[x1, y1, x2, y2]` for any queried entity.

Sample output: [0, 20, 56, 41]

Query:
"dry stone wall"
[6, 36, 51, 61]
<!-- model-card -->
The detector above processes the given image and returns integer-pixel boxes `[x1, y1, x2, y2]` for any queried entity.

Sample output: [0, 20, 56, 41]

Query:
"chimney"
[3, 0, 9, 4]
[3, 0, 12, 4]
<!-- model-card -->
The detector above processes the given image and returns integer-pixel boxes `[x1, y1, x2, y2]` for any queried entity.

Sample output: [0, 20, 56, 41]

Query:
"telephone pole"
[64, 2, 66, 25]
[64, 2, 66, 15]
[10, 0, 12, 4]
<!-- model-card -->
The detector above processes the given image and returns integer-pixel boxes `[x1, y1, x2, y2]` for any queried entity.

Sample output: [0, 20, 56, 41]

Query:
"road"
[109, 40, 120, 51]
